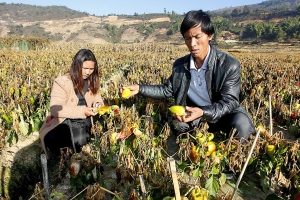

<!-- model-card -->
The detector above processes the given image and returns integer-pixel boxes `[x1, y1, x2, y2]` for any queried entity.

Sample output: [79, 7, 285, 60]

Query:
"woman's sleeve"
[93, 92, 104, 107]
[50, 77, 86, 119]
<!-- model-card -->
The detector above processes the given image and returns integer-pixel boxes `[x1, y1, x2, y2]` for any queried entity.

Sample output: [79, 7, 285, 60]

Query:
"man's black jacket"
[139, 45, 249, 123]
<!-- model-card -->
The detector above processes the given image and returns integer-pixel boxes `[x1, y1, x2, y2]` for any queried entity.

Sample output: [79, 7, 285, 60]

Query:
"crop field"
[0, 41, 300, 200]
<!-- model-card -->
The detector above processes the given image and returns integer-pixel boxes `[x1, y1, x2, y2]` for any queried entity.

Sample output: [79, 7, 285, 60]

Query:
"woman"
[122, 10, 255, 142]
[39, 49, 104, 159]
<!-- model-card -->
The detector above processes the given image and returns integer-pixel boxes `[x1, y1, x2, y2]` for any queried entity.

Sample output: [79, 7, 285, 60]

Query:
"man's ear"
[209, 34, 214, 40]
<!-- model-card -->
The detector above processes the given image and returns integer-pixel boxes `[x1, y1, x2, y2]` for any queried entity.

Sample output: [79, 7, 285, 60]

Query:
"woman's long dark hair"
[69, 49, 100, 95]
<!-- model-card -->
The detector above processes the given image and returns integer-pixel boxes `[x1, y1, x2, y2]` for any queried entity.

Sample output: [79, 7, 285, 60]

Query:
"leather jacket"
[139, 45, 249, 123]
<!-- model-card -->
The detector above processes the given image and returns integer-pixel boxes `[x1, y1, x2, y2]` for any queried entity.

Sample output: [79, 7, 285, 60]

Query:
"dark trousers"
[44, 123, 91, 156]
[170, 112, 255, 142]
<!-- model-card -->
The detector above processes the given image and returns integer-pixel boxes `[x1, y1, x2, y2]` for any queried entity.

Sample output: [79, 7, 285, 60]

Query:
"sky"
[3, 0, 264, 16]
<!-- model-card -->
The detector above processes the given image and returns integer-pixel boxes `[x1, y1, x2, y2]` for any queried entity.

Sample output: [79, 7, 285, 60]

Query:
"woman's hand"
[175, 106, 203, 123]
[120, 85, 139, 98]
[84, 107, 97, 117]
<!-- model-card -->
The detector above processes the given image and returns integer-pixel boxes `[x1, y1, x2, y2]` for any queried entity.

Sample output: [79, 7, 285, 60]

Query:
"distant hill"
[0, 3, 88, 21]
[213, 0, 300, 13]
[0, 1, 299, 44]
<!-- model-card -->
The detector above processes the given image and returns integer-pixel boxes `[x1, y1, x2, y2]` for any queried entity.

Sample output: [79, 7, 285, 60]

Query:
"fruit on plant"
[110, 105, 119, 114]
[117, 127, 133, 140]
[190, 186, 208, 200]
[30, 96, 35, 105]
[266, 144, 276, 160]
[249, 88, 256, 97]
[169, 105, 186, 116]
[195, 131, 206, 144]
[152, 138, 159, 147]
[256, 124, 266, 135]
[207, 132, 214, 141]
[206, 141, 216, 156]
[257, 85, 263, 93]
[69, 160, 81, 178]
[190, 145, 201, 163]
[248, 157, 254, 165]
[132, 138, 137, 149]
[277, 69, 281, 75]
[110, 132, 117, 145]
[9, 87, 14, 95]
[133, 128, 143, 137]
[121, 88, 131, 98]
[241, 72, 245, 79]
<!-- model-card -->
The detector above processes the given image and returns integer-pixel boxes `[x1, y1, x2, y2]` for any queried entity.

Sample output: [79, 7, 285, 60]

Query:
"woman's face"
[183, 26, 213, 61]
[82, 60, 95, 79]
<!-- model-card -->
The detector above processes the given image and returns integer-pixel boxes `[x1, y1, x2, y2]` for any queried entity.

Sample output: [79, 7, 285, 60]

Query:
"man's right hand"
[120, 85, 140, 98]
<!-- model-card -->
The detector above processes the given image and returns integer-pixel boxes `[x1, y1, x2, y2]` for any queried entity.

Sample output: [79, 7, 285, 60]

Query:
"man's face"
[183, 26, 213, 60]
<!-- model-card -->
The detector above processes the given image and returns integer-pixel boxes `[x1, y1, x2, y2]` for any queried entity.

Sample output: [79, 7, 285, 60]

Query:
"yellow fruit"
[195, 132, 206, 144]
[97, 106, 111, 115]
[267, 144, 276, 160]
[110, 132, 117, 145]
[256, 124, 268, 136]
[207, 132, 214, 141]
[121, 88, 131, 98]
[206, 141, 216, 156]
[133, 128, 143, 137]
[169, 105, 186, 116]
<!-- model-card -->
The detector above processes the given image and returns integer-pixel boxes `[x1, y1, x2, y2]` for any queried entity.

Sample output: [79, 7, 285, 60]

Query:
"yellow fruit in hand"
[121, 88, 131, 98]
[97, 106, 111, 115]
[169, 105, 186, 116]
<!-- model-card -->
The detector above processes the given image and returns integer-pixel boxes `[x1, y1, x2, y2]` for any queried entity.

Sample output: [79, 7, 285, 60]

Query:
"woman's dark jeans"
[44, 123, 91, 156]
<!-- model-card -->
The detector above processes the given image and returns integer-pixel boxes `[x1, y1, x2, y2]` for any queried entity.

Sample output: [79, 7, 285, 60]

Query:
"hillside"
[0, 1, 300, 45]
[214, 0, 300, 13]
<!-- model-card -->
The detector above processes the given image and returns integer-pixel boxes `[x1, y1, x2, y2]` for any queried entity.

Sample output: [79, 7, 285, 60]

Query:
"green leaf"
[210, 165, 219, 175]
[219, 173, 226, 186]
[260, 176, 270, 193]
[177, 162, 188, 170]
[205, 175, 219, 197]
[181, 138, 187, 143]
[111, 145, 117, 151]
[6, 130, 18, 145]
[112, 194, 122, 200]
[192, 167, 201, 178]
[19, 114, 29, 135]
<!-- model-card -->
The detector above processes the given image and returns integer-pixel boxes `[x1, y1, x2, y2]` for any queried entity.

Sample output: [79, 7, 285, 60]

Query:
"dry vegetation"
[0, 41, 299, 199]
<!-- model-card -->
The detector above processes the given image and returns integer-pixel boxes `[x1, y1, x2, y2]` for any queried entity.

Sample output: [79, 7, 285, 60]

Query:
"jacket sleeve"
[139, 75, 174, 99]
[92, 92, 104, 107]
[50, 76, 87, 119]
[201, 59, 241, 123]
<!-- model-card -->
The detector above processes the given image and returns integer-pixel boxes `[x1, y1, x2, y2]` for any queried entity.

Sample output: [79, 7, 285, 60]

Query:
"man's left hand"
[175, 106, 203, 122]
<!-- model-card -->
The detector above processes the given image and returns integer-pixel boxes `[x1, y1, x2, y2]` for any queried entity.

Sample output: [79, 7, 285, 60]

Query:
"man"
[122, 10, 255, 142]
